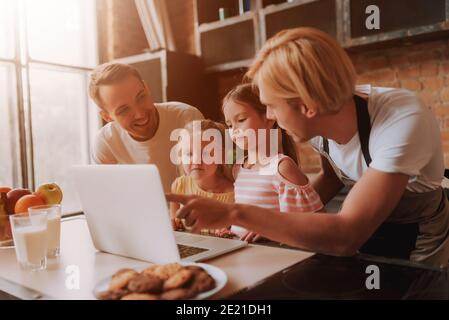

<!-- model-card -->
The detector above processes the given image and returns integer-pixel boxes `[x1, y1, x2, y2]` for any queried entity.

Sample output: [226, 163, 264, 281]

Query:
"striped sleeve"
[276, 181, 324, 213]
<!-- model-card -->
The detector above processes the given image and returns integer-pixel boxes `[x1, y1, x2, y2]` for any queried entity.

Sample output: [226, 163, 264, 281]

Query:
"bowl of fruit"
[0, 183, 63, 248]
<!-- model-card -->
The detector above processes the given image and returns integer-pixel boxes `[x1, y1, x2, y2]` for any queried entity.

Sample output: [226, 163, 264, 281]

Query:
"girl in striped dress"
[222, 84, 323, 242]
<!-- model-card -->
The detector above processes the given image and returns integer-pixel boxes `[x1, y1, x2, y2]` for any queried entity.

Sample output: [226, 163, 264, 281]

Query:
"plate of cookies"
[94, 262, 227, 300]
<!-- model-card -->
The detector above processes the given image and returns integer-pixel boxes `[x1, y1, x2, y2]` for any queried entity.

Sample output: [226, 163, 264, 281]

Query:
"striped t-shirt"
[232, 154, 323, 236]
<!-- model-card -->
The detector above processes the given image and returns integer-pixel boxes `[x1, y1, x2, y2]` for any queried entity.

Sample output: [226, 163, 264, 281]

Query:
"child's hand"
[240, 231, 263, 243]
[171, 218, 185, 231]
[166, 193, 234, 231]
[214, 228, 236, 239]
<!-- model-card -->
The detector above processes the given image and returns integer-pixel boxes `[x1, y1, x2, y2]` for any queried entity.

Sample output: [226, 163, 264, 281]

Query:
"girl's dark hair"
[222, 83, 298, 165]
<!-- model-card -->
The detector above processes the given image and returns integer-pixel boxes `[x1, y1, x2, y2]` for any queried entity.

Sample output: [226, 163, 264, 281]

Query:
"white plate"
[93, 261, 227, 300]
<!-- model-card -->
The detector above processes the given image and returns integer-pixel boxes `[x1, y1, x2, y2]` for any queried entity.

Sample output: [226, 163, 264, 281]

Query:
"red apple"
[35, 183, 63, 205]
[6, 188, 31, 215]
[0, 192, 8, 217]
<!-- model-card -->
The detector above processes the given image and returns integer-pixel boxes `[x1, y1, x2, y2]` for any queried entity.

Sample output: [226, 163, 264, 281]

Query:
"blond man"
[89, 62, 203, 192]
[167, 27, 449, 266]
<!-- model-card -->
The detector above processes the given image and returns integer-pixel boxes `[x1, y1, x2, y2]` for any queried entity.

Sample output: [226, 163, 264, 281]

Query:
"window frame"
[1, 0, 100, 213]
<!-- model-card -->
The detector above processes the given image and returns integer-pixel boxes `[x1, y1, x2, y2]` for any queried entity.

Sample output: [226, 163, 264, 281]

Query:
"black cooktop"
[230, 254, 449, 299]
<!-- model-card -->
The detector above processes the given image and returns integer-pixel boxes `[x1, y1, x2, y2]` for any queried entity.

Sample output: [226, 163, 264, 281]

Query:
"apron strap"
[322, 95, 372, 166]
[354, 95, 372, 166]
[444, 169, 449, 179]
[322, 136, 329, 154]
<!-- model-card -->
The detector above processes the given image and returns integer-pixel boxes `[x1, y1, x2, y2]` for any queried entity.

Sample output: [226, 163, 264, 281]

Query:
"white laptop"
[70, 165, 247, 264]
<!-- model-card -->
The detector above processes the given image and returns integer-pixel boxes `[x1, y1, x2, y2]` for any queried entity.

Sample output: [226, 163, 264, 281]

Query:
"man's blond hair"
[88, 62, 144, 109]
[246, 27, 357, 115]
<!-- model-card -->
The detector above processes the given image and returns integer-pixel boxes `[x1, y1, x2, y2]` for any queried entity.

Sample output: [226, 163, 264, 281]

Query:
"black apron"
[321, 95, 449, 266]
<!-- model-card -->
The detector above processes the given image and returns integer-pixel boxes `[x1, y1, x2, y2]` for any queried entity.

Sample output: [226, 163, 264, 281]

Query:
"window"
[0, 63, 20, 187]
[25, 0, 97, 67]
[0, 0, 15, 59]
[0, 0, 100, 214]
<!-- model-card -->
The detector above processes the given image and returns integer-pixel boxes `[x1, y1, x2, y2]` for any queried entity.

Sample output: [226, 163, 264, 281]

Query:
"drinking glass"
[10, 212, 48, 271]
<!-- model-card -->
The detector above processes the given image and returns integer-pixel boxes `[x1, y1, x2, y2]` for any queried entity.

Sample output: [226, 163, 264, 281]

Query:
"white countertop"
[0, 216, 313, 300]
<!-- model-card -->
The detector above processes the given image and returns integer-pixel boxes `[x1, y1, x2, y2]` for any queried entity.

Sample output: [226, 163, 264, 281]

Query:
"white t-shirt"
[310, 85, 444, 193]
[92, 102, 204, 192]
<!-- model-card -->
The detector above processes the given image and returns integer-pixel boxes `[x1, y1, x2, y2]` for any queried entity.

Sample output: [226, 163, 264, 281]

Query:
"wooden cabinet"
[195, 0, 260, 72]
[194, 0, 449, 72]
[194, 0, 343, 73]
[345, 0, 449, 49]
[200, 13, 258, 72]
[262, 0, 337, 41]
[113, 50, 207, 115]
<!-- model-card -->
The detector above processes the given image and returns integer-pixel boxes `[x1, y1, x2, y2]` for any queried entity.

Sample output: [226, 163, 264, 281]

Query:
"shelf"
[196, 0, 243, 25]
[344, 22, 449, 50]
[262, 0, 290, 8]
[345, 0, 449, 49]
[349, 0, 447, 38]
[262, 0, 318, 14]
[110, 50, 165, 65]
[201, 17, 257, 67]
[263, 0, 337, 40]
[204, 58, 253, 73]
[198, 11, 255, 33]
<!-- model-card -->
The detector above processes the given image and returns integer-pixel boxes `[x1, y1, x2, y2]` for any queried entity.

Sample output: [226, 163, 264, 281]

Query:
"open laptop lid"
[71, 164, 180, 263]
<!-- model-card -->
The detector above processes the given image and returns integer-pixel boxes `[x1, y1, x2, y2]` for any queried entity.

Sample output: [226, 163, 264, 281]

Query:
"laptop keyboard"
[177, 244, 209, 259]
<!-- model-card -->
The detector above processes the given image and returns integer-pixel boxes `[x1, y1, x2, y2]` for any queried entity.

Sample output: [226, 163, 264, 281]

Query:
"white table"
[0, 216, 314, 299]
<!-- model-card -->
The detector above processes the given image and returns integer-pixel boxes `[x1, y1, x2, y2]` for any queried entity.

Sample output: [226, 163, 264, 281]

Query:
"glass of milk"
[29, 205, 61, 259]
[9, 212, 48, 271]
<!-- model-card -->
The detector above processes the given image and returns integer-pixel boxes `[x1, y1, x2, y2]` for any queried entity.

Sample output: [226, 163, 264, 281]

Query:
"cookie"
[151, 263, 183, 280]
[160, 288, 196, 300]
[109, 268, 138, 291]
[190, 270, 215, 293]
[97, 288, 128, 300]
[127, 274, 163, 293]
[163, 268, 194, 291]
[121, 293, 160, 300]
[184, 265, 205, 274]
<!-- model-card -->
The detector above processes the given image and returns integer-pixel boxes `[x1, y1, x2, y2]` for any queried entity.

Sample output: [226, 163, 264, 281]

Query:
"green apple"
[35, 183, 63, 205]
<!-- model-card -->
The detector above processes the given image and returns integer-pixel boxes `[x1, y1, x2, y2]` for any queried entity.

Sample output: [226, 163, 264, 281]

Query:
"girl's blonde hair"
[178, 119, 234, 181]
[246, 27, 357, 115]
[222, 83, 298, 164]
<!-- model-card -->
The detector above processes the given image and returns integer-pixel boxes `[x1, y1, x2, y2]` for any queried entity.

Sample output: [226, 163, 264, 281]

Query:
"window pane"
[0, 0, 15, 59]
[25, 0, 97, 67]
[0, 63, 21, 187]
[29, 66, 92, 213]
